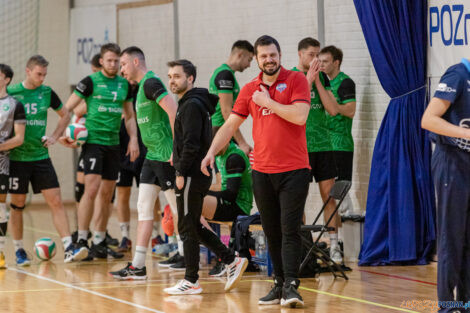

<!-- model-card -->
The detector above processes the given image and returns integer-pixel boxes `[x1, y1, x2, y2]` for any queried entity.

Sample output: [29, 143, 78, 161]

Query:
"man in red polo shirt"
[201, 35, 311, 308]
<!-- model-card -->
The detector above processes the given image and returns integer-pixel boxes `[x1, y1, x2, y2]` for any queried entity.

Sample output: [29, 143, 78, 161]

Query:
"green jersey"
[7, 83, 62, 161]
[291, 67, 332, 152]
[327, 72, 356, 151]
[136, 71, 172, 162]
[74, 71, 132, 146]
[215, 142, 253, 215]
[209, 64, 240, 127]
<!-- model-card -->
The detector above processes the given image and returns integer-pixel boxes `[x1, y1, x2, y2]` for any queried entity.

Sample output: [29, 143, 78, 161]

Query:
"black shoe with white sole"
[280, 279, 304, 308]
[258, 278, 283, 305]
[109, 262, 147, 280]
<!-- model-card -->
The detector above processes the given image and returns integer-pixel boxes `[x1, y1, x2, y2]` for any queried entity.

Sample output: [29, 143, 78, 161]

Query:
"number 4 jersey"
[7, 83, 61, 162]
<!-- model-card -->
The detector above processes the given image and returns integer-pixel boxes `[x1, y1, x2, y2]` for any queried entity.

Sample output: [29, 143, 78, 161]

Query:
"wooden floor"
[0, 204, 437, 313]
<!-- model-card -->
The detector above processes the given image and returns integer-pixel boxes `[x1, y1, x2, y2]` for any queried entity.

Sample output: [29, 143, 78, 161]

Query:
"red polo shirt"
[232, 66, 310, 174]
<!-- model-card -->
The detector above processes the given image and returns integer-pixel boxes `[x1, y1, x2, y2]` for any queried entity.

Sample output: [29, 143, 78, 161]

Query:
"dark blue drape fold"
[354, 0, 436, 265]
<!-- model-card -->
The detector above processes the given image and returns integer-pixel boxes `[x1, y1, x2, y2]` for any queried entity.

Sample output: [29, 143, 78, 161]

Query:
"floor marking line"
[358, 269, 437, 286]
[24, 226, 59, 237]
[9, 267, 165, 313]
[248, 279, 419, 313]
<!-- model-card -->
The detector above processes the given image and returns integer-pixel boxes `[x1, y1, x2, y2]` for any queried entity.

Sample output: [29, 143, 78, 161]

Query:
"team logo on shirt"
[2, 104, 9, 111]
[219, 80, 234, 89]
[261, 108, 273, 116]
[436, 83, 456, 93]
[452, 118, 470, 152]
[311, 90, 316, 98]
[276, 83, 287, 93]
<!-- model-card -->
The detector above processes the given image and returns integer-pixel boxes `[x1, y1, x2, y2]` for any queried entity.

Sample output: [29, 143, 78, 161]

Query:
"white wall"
[26, 0, 387, 217]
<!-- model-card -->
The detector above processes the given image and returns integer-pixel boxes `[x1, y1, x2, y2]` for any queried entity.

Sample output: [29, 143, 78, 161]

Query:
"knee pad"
[137, 184, 159, 221]
[75, 182, 84, 202]
[10, 203, 25, 211]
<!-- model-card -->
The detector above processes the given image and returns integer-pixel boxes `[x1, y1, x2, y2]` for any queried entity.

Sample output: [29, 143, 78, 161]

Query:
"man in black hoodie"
[164, 59, 248, 295]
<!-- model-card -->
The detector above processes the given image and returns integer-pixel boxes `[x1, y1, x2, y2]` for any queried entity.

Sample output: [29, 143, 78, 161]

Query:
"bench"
[204, 220, 273, 276]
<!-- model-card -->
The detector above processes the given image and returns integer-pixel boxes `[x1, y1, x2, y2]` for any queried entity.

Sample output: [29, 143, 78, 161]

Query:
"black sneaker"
[258, 278, 283, 305]
[90, 240, 108, 259]
[106, 231, 119, 247]
[280, 279, 304, 308]
[117, 237, 132, 252]
[209, 259, 226, 277]
[109, 262, 147, 280]
[169, 257, 186, 270]
[159, 252, 183, 267]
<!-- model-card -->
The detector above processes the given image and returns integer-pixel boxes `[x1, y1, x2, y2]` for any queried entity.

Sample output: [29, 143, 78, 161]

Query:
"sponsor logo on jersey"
[2, 104, 9, 111]
[97, 84, 107, 88]
[276, 83, 287, 93]
[262, 108, 273, 116]
[436, 83, 456, 93]
[452, 118, 470, 151]
[137, 116, 149, 124]
[0, 131, 8, 137]
[76, 82, 86, 93]
[26, 120, 46, 126]
[93, 95, 103, 100]
[219, 80, 234, 89]
[311, 102, 323, 110]
[98, 105, 122, 113]
[311, 90, 316, 98]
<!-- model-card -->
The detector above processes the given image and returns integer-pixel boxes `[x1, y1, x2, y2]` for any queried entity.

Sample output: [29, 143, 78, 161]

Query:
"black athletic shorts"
[117, 168, 140, 187]
[81, 143, 120, 180]
[140, 159, 175, 191]
[308, 151, 337, 182]
[212, 196, 247, 222]
[77, 149, 85, 172]
[333, 151, 353, 181]
[9, 158, 60, 194]
[0, 174, 8, 194]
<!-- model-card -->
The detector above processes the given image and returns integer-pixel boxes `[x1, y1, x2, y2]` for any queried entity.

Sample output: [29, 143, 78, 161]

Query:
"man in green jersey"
[319, 46, 357, 217]
[8, 55, 88, 266]
[109, 46, 180, 279]
[293, 38, 344, 263]
[209, 40, 254, 155]
[201, 137, 253, 276]
[61, 43, 139, 259]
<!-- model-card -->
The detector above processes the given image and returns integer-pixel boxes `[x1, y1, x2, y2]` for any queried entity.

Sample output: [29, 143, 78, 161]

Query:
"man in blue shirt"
[422, 58, 470, 313]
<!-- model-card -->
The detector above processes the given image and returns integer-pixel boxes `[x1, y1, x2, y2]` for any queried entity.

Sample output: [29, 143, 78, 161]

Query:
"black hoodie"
[173, 87, 218, 177]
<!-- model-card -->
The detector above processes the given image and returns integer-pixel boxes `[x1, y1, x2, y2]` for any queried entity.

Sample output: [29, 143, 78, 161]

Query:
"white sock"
[132, 246, 147, 269]
[151, 221, 160, 238]
[62, 236, 72, 250]
[93, 231, 106, 245]
[78, 230, 89, 242]
[177, 235, 184, 256]
[0, 203, 7, 223]
[0, 237, 5, 251]
[330, 233, 338, 248]
[168, 235, 177, 244]
[120, 222, 130, 238]
[13, 239, 24, 252]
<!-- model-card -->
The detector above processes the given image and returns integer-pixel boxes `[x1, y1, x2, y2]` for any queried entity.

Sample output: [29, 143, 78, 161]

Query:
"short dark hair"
[91, 53, 101, 68]
[254, 35, 281, 55]
[231, 40, 254, 54]
[121, 46, 146, 62]
[0, 64, 13, 85]
[298, 37, 320, 51]
[26, 55, 49, 69]
[320, 45, 343, 66]
[100, 43, 121, 57]
[167, 59, 197, 83]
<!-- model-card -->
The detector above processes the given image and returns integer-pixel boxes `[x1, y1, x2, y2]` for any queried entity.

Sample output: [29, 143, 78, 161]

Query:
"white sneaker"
[330, 245, 343, 264]
[225, 257, 248, 291]
[164, 279, 203, 295]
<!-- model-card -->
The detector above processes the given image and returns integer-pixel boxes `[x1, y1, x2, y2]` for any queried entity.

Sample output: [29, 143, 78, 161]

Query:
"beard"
[102, 67, 118, 77]
[260, 62, 280, 76]
[170, 81, 188, 95]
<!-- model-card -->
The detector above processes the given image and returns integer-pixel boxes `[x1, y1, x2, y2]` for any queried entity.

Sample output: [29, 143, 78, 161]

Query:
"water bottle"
[152, 243, 170, 255]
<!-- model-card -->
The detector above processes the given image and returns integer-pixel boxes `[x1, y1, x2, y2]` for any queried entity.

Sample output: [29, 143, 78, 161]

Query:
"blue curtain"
[354, 0, 436, 265]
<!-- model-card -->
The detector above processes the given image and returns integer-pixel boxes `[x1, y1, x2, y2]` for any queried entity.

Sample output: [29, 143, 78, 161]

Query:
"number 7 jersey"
[74, 71, 133, 146]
